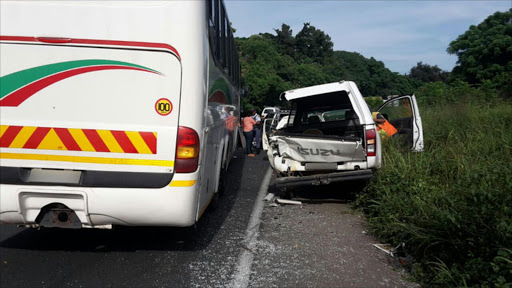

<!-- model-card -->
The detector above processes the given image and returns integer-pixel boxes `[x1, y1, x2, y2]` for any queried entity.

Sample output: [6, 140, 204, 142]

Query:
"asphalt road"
[0, 148, 417, 288]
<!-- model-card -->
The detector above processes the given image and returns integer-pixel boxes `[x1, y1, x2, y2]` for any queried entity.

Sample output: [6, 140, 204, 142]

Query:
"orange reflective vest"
[372, 112, 398, 138]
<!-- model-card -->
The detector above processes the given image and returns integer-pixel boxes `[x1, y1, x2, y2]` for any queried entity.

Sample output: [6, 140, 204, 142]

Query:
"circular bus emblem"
[155, 98, 173, 116]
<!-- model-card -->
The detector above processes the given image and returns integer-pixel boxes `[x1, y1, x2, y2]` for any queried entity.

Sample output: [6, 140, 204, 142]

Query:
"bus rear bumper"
[0, 180, 199, 228]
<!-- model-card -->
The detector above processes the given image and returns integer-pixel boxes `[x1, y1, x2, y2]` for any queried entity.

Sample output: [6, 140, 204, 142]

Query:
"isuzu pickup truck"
[263, 81, 423, 188]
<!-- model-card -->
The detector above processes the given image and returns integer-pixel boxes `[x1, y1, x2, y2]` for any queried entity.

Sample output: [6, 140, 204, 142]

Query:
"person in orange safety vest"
[372, 111, 397, 139]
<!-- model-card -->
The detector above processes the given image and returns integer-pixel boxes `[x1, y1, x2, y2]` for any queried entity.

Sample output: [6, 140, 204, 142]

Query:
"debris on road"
[373, 242, 406, 258]
[373, 244, 393, 255]
[263, 193, 275, 201]
[275, 198, 303, 206]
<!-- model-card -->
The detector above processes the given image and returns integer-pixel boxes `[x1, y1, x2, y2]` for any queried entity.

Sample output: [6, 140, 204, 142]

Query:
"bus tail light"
[175, 127, 200, 173]
[366, 128, 376, 157]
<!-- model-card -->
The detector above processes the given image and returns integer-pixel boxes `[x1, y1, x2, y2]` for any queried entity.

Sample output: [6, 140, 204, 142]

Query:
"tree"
[408, 62, 449, 83]
[324, 51, 416, 97]
[235, 23, 418, 109]
[236, 36, 295, 109]
[295, 22, 333, 63]
[274, 24, 296, 57]
[447, 8, 512, 89]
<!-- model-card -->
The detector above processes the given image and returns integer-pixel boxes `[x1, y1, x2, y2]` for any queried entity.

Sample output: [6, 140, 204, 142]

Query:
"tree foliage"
[274, 24, 295, 57]
[447, 8, 512, 90]
[237, 23, 417, 110]
[408, 61, 449, 83]
[294, 22, 333, 63]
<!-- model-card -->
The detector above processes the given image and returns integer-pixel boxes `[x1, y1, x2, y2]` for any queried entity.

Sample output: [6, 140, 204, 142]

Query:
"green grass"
[357, 90, 512, 287]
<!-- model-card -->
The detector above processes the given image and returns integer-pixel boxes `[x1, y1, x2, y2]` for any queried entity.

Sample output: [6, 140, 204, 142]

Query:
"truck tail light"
[366, 128, 376, 157]
[175, 127, 200, 173]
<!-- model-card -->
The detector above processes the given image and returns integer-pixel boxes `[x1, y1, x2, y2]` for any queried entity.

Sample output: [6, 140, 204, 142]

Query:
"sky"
[225, 0, 511, 74]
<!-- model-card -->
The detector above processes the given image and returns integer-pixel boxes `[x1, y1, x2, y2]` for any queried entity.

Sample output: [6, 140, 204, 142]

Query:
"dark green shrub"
[356, 93, 512, 286]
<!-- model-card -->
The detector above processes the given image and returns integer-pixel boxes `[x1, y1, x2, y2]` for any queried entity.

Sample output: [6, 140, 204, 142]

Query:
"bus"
[0, 0, 241, 228]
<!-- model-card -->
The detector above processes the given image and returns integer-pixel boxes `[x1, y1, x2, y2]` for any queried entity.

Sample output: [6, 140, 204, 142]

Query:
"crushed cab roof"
[280, 81, 354, 101]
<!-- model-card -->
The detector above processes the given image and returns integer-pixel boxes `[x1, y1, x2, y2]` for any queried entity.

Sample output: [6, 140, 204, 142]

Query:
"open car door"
[377, 95, 424, 151]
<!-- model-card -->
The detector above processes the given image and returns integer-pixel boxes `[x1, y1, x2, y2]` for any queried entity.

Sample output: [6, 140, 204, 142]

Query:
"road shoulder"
[248, 179, 419, 287]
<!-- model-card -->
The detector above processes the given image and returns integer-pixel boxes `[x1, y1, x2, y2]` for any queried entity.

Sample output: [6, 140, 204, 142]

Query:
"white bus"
[0, 0, 241, 228]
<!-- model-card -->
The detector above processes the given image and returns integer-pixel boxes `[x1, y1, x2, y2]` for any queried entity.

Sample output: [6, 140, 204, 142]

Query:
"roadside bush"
[356, 94, 512, 286]
[414, 79, 500, 108]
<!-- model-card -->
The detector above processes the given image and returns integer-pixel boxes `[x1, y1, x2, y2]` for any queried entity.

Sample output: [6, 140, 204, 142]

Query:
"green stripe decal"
[0, 60, 162, 100]
[209, 78, 232, 105]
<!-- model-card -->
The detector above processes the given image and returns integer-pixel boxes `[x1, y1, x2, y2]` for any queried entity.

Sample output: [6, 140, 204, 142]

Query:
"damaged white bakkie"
[263, 80, 423, 188]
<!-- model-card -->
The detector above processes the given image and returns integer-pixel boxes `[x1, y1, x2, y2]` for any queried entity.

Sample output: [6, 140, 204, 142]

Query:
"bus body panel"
[0, 42, 181, 174]
[0, 0, 240, 227]
[0, 175, 200, 227]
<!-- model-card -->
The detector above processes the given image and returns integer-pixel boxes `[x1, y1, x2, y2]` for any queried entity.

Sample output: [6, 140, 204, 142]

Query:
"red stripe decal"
[139, 132, 157, 154]
[111, 131, 138, 153]
[23, 127, 51, 149]
[82, 129, 110, 152]
[0, 36, 181, 60]
[0, 126, 23, 147]
[53, 128, 81, 151]
[1, 65, 157, 107]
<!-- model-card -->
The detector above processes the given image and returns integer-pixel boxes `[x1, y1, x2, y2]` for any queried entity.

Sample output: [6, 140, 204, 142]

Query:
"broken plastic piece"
[263, 193, 275, 201]
[373, 244, 393, 255]
[275, 198, 302, 205]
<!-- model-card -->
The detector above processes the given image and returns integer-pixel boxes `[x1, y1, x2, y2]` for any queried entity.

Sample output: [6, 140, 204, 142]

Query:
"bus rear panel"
[0, 1, 237, 228]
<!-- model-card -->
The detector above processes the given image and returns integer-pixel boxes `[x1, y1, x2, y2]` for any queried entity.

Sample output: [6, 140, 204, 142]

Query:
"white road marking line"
[229, 167, 273, 288]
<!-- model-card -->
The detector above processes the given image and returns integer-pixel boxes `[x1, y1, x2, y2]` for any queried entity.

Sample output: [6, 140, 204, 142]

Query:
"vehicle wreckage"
[263, 81, 423, 188]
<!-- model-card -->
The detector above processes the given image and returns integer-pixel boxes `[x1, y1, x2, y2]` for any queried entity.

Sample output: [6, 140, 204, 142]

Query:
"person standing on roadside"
[242, 111, 256, 157]
[251, 108, 262, 151]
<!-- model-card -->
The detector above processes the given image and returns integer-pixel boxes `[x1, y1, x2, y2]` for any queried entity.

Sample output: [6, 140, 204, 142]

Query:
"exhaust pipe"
[36, 205, 82, 229]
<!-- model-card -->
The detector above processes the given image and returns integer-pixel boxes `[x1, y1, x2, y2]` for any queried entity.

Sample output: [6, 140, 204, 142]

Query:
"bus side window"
[208, 0, 216, 58]
[226, 20, 231, 74]
[220, 5, 226, 68]
[212, 0, 240, 88]
[214, 0, 221, 63]
[230, 34, 235, 80]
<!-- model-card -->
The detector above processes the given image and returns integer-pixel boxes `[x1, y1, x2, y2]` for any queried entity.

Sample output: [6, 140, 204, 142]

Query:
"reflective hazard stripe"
[0, 152, 172, 167]
[0, 125, 157, 154]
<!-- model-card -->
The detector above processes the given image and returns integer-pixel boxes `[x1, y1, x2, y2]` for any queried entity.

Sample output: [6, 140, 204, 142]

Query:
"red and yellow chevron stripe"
[0, 125, 157, 154]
